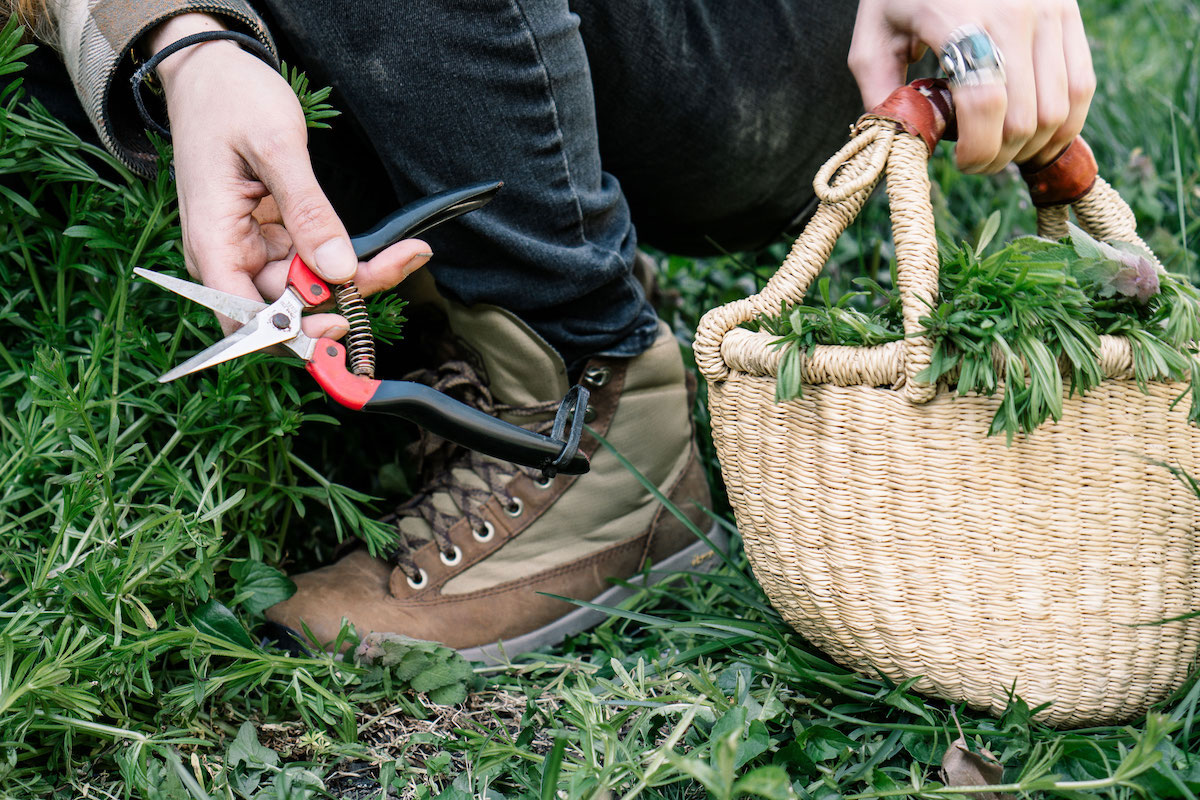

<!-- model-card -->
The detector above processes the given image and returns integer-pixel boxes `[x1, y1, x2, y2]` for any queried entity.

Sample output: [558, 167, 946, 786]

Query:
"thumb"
[248, 137, 357, 283]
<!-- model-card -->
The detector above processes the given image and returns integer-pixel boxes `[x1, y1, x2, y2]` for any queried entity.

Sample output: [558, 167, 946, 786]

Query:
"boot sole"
[457, 522, 729, 664]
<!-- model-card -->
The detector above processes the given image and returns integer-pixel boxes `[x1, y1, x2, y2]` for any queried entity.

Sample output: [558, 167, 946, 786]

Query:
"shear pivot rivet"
[272, 313, 291, 329]
[311, 284, 324, 296]
[326, 346, 338, 357]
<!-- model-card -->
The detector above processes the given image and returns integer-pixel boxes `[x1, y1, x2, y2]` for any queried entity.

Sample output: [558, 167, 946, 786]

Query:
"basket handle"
[694, 78, 1153, 398]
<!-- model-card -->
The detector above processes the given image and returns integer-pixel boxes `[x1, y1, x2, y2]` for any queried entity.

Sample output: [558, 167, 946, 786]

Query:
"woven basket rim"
[720, 328, 1171, 392]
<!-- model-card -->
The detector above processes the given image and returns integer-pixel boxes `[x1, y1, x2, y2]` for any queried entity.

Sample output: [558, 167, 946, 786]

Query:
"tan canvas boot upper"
[266, 302, 712, 652]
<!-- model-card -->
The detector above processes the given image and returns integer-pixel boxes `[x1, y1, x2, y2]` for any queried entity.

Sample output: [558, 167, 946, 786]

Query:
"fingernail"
[314, 238, 357, 282]
[403, 252, 433, 275]
[327, 325, 349, 340]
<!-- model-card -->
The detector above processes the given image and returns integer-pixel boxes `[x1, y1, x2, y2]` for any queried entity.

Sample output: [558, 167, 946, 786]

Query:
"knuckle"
[846, 46, 870, 76]
[1070, 73, 1097, 105]
[1035, 3, 1058, 22]
[1004, 113, 1038, 142]
[253, 127, 304, 162]
[285, 193, 336, 234]
[962, 86, 1007, 115]
[955, 145, 992, 172]
[1037, 101, 1070, 131]
[1044, 133, 1075, 159]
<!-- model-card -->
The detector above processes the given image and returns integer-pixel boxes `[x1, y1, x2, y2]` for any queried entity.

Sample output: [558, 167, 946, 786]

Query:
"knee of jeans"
[614, 83, 863, 255]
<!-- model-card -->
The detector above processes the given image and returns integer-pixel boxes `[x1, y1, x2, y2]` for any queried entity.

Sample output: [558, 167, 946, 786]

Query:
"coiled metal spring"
[334, 280, 376, 378]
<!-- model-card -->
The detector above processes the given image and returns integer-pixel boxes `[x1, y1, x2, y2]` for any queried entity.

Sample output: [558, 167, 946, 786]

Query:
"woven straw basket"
[693, 81, 1200, 727]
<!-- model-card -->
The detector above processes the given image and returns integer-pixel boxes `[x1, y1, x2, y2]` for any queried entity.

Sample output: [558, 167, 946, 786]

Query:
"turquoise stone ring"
[939, 25, 1007, 88]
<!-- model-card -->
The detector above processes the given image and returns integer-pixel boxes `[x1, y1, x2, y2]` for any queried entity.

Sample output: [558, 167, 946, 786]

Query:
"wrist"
[144, 12, 227, 53]
[144, 13, 236, 88]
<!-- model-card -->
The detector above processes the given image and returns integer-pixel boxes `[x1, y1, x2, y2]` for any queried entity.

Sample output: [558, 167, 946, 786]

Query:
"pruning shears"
[135, 181, 590, 477]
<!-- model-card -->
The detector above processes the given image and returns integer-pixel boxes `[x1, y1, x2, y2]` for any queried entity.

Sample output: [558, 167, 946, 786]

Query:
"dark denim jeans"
[259, 0, 864, 368]
[25, 1, 863, 368]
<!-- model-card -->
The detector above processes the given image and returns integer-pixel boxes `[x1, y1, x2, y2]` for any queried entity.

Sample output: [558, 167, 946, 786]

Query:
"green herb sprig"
[766, 272, 903, 403]
[766, 217, 1200, 441]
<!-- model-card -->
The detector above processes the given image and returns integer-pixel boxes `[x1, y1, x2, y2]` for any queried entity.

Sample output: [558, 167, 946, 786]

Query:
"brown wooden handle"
[867, 78, 957, 152]
[868, 78, 1098, 207]
[1018, 138, 1098, 207]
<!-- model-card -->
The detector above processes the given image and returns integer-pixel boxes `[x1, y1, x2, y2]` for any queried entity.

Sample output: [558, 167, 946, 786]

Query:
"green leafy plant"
[0, 21, 406, 797]
[282, 62, 340, 130]
[766, 217, 1200, 441]
[356, 632, 482, 705]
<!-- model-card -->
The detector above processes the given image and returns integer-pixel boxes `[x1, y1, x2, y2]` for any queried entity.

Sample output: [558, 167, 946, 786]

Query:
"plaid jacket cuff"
[50, 0, 276, 177]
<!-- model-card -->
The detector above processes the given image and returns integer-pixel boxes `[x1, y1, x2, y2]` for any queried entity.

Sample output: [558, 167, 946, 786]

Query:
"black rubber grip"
[363, 381, 590, 475]
[350, 181, 504, 260]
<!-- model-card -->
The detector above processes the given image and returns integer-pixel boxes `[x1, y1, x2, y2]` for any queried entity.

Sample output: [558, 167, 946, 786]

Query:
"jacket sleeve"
[45, 0, 276, 177]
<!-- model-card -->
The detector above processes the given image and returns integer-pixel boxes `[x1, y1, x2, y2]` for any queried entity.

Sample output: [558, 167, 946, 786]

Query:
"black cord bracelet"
[131, 30, 279, 139]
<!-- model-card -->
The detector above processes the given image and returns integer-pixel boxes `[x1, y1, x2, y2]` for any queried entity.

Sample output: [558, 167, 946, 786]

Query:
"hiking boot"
[264, 302, 721, 661]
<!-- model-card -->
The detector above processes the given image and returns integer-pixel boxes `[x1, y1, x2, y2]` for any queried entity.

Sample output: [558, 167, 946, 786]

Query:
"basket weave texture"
[693, 121, 1200, 727]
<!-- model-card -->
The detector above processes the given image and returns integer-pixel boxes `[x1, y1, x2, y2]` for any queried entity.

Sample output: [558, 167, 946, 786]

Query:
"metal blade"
[134, 268, 267, 325]
[157, 317, 296, 383]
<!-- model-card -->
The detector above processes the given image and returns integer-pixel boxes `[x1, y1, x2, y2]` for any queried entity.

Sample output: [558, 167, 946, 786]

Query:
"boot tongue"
[446, 303, 568, 420]
[391, 303, 568, 547]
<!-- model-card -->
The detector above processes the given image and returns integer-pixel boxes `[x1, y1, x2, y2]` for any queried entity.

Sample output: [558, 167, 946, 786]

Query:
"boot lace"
[381, 360, 562, 581]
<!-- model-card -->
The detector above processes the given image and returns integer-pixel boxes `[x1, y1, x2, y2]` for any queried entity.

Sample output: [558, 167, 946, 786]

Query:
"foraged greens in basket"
[762, 220, 1200, 441]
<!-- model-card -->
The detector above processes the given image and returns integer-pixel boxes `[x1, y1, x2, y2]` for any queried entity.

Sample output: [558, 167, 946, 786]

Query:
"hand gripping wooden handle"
[694, 78, 1141, 391]
[868, 78, 1098, 206]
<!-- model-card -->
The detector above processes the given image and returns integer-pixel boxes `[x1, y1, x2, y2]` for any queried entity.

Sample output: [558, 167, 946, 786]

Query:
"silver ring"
[939, 25, 1006, 88]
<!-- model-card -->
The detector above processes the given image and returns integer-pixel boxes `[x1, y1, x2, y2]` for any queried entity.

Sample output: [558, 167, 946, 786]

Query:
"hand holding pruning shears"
[137, 182, 591, 478]
[145, 13, 430, 342]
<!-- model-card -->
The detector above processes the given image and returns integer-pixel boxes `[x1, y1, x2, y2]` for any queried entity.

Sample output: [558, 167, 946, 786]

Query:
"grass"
[0, 0, 1198, 797]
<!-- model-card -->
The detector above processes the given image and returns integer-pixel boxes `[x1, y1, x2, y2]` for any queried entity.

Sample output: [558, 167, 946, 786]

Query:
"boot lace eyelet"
[473, 521, 495, 542]
[406, 568, 428, 590]
[534, 475, 553, 490]
[583, 365, 612, 388]
[504, 497, 524, 517]
[439, 545, 463, 566]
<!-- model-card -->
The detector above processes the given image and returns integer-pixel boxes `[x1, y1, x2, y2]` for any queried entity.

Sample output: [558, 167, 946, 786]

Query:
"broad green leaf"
[710, 706, 748, 746]
[356, 632, 475, 702]
[733, 765, 795, 800]
[794, 725, 857, 762]
[736, 720, 771, 769]
[192, 600, 256, 649]
[427, 682, 469, 705]
[230, 561, 296, 616]
[228, 721, 279, 770]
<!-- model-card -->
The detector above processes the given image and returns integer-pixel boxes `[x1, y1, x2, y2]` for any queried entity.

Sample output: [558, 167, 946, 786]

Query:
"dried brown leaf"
[939, 710, 1015, 800]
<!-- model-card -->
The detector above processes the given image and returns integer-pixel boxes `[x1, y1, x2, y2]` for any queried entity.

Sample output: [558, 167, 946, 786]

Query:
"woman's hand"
[149, 13, 430, 338]
[848, 0, 1096, 173]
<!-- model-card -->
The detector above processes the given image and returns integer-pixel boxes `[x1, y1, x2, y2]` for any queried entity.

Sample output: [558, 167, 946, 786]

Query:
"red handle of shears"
[286, 254, 381, 410]
[281, 253, 590, 475]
